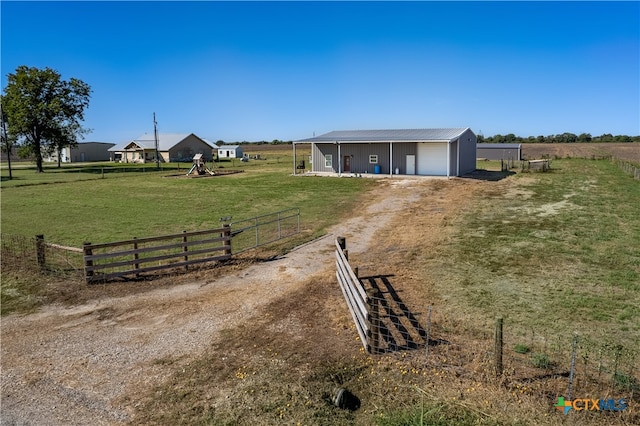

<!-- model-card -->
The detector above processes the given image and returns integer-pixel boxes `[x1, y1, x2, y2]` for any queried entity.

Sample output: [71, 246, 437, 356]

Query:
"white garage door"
[417, 143, 448, 175]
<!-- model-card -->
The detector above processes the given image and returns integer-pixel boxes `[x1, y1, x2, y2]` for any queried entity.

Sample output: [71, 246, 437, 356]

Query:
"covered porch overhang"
[292, 139, 460, 177]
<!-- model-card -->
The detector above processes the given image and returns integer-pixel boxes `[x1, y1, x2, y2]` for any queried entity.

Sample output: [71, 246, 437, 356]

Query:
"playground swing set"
[186, 153, 215, 176]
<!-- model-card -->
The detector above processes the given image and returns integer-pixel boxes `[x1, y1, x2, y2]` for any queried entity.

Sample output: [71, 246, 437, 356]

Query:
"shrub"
[530, 353, 551, 369]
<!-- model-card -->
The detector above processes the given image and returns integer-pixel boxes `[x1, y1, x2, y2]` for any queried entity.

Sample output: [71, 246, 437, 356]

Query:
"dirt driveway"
[1, 175, 488, 425]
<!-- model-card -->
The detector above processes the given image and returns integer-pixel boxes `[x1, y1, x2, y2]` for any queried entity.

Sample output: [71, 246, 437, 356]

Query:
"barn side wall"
[458, 128, 477, 175]
[477, 147, 521, 161]
[313, 143, 397, 174]
[391, 143, 417, 175]
[170, 135, 214, 162]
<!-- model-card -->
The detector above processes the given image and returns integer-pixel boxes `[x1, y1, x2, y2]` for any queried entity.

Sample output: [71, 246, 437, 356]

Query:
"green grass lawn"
[1, 149, 367, 247]
[436, 158, 640, 362]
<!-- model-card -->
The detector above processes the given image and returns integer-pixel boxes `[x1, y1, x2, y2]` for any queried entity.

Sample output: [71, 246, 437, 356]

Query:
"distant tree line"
[479, 132, 640, 144]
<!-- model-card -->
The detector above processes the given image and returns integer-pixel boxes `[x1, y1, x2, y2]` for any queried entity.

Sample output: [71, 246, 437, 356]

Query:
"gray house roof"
[109, 133, 215, 151]
[295, 128, 472, 143]
[202, 139, 219, 149]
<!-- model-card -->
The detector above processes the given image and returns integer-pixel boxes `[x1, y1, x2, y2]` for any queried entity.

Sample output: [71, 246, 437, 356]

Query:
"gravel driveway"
[1, 177, 437, 425]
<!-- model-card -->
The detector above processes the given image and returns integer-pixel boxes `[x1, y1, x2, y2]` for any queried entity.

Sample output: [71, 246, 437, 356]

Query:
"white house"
[217, 145, 243, 159]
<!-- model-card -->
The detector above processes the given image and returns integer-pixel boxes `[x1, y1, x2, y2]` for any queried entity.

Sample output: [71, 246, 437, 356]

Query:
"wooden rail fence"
[83, 226, 231, 284]
[335, 237, 381, 354]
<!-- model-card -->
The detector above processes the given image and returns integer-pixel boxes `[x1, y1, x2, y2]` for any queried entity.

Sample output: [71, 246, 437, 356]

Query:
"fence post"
[337, 236, 348, 260]
[133, 237, 140, 277]
[182, 230, 189, 270]
[35, 234, 45, 270]
[83, 242, 93, 284]
[367, 288, 381, 354]
[223, 224, 232, 256]
[277, 211, 282, 239]
[425, 305, 432, 358]
[495, 317, 504, 377]
[568, 333, 578, 400]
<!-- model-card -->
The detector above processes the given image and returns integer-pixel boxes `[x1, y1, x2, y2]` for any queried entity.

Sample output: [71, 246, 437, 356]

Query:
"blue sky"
[2, 1, 639, 143]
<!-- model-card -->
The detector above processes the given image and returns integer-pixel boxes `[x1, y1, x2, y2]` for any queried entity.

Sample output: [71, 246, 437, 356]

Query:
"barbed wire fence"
[390, 304, 639, 399]
[385, 303, 639, 399]
[335, 237, 639, 400]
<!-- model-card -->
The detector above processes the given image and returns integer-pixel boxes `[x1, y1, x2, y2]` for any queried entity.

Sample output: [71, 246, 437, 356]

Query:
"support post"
[183, 231, 189, 270]
[223, 224, 232, 257]
[337, 236, 348, 260]
[568, 333, 578, 400]
[133, 237, 140, 277]
[83, 242, 93, 284]
[425, 305, 432, 358]
[367, 288, 381, 354]
[292, 142, 296, 175]
[35, 234, 45, 270]
[495, 316, 504, 376]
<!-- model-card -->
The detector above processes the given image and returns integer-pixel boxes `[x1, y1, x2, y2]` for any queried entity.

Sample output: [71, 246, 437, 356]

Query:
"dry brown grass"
[522, 142, 640, 163]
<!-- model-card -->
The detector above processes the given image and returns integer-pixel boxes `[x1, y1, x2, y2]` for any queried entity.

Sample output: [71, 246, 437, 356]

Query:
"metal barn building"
[476, 143, 522, 161]
[293, 128, 477, 177]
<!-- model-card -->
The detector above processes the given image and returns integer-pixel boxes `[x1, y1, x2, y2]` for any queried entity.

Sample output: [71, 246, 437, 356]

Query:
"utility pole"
[153, 112, 160, 170]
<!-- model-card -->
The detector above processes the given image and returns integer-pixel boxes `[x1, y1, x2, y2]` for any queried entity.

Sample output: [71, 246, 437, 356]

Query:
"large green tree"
[1, 66, 91, 172]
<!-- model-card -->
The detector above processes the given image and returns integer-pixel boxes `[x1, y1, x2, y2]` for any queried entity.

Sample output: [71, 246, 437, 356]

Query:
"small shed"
[218, 145, 243, 159]
[477, 143, 522, 161]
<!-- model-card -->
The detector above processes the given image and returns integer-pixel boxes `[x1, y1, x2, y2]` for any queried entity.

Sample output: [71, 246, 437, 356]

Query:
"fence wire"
[230, 208, 300, 254]
[336, 239, 638, 399]
[1, 234, 84, 278]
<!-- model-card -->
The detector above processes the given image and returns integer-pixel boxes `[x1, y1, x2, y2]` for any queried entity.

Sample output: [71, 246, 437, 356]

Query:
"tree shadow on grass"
[360, 274, 447, 354]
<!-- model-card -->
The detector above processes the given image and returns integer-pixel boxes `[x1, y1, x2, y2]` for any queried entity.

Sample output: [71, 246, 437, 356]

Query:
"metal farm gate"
[230, 208, 301, 254]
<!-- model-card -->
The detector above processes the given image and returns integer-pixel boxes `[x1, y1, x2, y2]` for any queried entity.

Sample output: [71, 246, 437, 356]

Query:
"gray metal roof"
[131, 133, 193, 151]
[477, 143, 521, 149]
[109, 133, 215, 151]
[295, 128, 472, 143]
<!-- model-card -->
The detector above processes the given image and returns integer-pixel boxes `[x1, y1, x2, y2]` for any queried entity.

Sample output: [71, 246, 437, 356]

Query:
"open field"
[0, 147, 330, 247]
[521, 142, 640, 164]
[1, 146, 639, 425]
